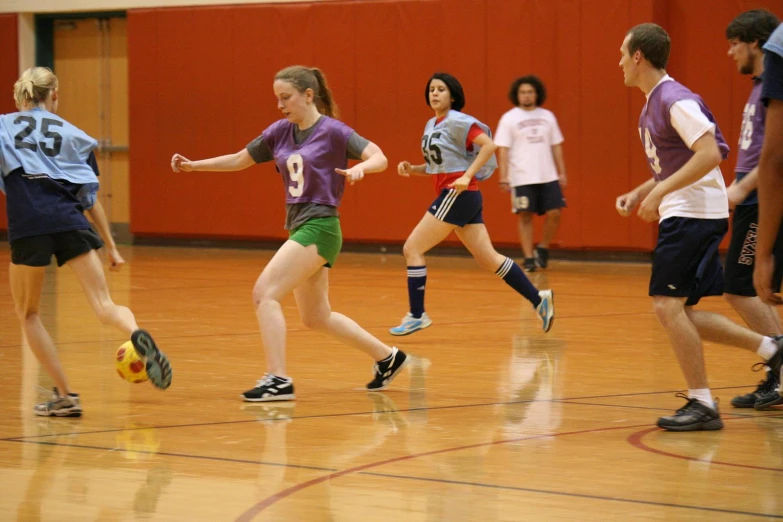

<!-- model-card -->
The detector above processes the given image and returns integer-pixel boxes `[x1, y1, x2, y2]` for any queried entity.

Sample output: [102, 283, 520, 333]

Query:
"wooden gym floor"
[0, 244, 781, 521]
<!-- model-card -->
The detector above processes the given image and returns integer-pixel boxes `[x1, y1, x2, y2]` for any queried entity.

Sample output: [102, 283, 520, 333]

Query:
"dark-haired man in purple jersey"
[615, 23, 783, 431]
[723, 9, 783, 411]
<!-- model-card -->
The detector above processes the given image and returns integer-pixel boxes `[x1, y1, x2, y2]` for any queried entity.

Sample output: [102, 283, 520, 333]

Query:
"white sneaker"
[536, 290, 554, 332]
[389, 312, 433, 336]
[34, 392, 82, 417]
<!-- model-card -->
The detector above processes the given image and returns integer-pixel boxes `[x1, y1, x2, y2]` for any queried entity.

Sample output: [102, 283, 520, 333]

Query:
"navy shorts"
[428, 189, 484, 227]
[724, 204, 783, 296]
[512, 180, 566, 215]
[650, 217, 728, 306]
[11, 228, 104, 267]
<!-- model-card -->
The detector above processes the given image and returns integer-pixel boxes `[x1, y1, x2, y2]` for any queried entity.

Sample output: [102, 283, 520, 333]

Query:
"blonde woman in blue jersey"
[390, 72, 554, 336]
[0, 67, 172, 417]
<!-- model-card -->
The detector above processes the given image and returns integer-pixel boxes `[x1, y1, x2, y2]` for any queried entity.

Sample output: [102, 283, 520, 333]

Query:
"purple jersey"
[639, 80, 729, 182]
[735, 76, 765, 174]
[261, 116, 353, 206]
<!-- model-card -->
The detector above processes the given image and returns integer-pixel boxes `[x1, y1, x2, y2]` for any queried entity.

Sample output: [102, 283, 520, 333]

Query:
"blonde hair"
[275, 66, 339, 118]
[14, 67, 58, 111]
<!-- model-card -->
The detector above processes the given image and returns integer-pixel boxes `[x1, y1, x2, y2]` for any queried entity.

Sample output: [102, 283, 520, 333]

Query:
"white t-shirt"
[495, 107, 564, 186]
[648, 77, 728, 221]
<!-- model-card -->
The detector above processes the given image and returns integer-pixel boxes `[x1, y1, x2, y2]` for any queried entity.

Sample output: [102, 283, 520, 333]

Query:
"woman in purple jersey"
[171, 66, 409, 401]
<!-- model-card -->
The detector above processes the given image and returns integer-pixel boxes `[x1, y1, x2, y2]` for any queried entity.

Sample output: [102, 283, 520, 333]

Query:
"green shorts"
[289, 216, 343, 267]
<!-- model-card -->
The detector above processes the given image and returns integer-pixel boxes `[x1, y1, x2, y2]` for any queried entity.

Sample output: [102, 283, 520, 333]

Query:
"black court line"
[0, 387, 769, 444]
[6, 416, 777, 519]
[356, 471, 783, 519]
[554, 400, 680, 412]
[555, 400, 783, 419]
[2, 385, 774, 442]
[556, 385, 767, 401]
[1, 438, 337, 472]
[0, 309, 673, 349]
[0, 399, 697, 441]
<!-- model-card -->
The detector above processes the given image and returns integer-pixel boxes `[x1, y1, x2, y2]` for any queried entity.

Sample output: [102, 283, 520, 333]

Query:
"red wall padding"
[0, 14, 17, 231]
[118, 0, 777, 249]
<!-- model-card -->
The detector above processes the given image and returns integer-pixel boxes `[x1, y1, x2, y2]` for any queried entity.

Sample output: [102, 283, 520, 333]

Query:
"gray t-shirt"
[246, 119, 369, 230]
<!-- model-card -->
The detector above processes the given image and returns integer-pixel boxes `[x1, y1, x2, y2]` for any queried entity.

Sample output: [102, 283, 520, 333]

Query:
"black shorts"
[724, 204, 783, 296]
[512, 180, 566, 215]
[762, 52, 783, 104]
[650, 217, 728, 306]
[428, 188, 484, 227]
[10, 228, 104, 267]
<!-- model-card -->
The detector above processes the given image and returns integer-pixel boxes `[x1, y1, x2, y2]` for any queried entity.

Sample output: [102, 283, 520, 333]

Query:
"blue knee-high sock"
[407, 266, 427, 318]
[495, 257, 541, 307]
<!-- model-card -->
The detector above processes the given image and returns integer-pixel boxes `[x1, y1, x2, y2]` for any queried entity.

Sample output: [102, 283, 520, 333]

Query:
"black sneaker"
[754, 336, 783, 409]
[755, 389, 783, 410]
[534, 246, 550, 269]
[731, 370, 778, 408]
[242, 374, 295, 402]
[523, 258, 537, 273]
[656, 393, 723, 432]
[34, 391, 82, 417]
[131, 329, 173, 390]
[367, 347, 410, 391]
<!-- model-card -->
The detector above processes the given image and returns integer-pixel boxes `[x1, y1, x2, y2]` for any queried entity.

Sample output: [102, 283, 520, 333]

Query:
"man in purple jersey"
[724, 10, 783, 410]
[616, 23, 783, 431]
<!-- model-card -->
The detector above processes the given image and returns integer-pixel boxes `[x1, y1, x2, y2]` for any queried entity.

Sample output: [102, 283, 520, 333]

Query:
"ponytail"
[13, 67, 58, 111]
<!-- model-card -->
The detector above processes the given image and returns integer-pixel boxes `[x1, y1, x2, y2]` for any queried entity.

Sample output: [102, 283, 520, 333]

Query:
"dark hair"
[726, 9, 780, 47]
[275, 65, 339, 118]
[508, 75, 547, 107]
[627, 23, 671, 70]
[424, 72, 465, 112]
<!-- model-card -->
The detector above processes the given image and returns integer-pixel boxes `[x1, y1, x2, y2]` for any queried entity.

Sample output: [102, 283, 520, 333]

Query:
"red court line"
[627, 425, 783, 472]
[234, 422, 652, 521]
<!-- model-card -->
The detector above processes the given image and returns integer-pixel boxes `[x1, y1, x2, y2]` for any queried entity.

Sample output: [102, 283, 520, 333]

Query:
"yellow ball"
[116, 341, 149, 383]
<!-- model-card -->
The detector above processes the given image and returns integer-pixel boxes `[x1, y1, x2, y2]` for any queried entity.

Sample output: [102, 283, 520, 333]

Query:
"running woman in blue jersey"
[171, 66, 409, 401]
[390, 73, 554, 336]
[0, 67, 172, 417]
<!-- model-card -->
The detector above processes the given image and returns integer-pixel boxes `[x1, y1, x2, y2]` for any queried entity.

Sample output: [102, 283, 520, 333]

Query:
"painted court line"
[235, 416, 779, 520]
[357, 471, 783, 519]
[233, 423, 653, 520]
[628, 425, 783, 473]
[2, 438, 337, 472]
[2, 385, 773, 442]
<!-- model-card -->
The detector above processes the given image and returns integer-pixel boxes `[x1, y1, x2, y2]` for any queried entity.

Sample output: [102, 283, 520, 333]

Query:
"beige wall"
[17, 14, 35, 73]
[53, 18, 130, 224]
[1, 0, 333, 14]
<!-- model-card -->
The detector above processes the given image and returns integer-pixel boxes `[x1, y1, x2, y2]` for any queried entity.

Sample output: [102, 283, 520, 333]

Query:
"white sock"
[688, 389, 715, 410]
[756, 337, 777, 361]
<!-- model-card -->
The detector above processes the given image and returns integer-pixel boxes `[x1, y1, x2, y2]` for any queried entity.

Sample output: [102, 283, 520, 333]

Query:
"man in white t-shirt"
[495, 76, 566, 272]
[615, 23, 783, 432]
